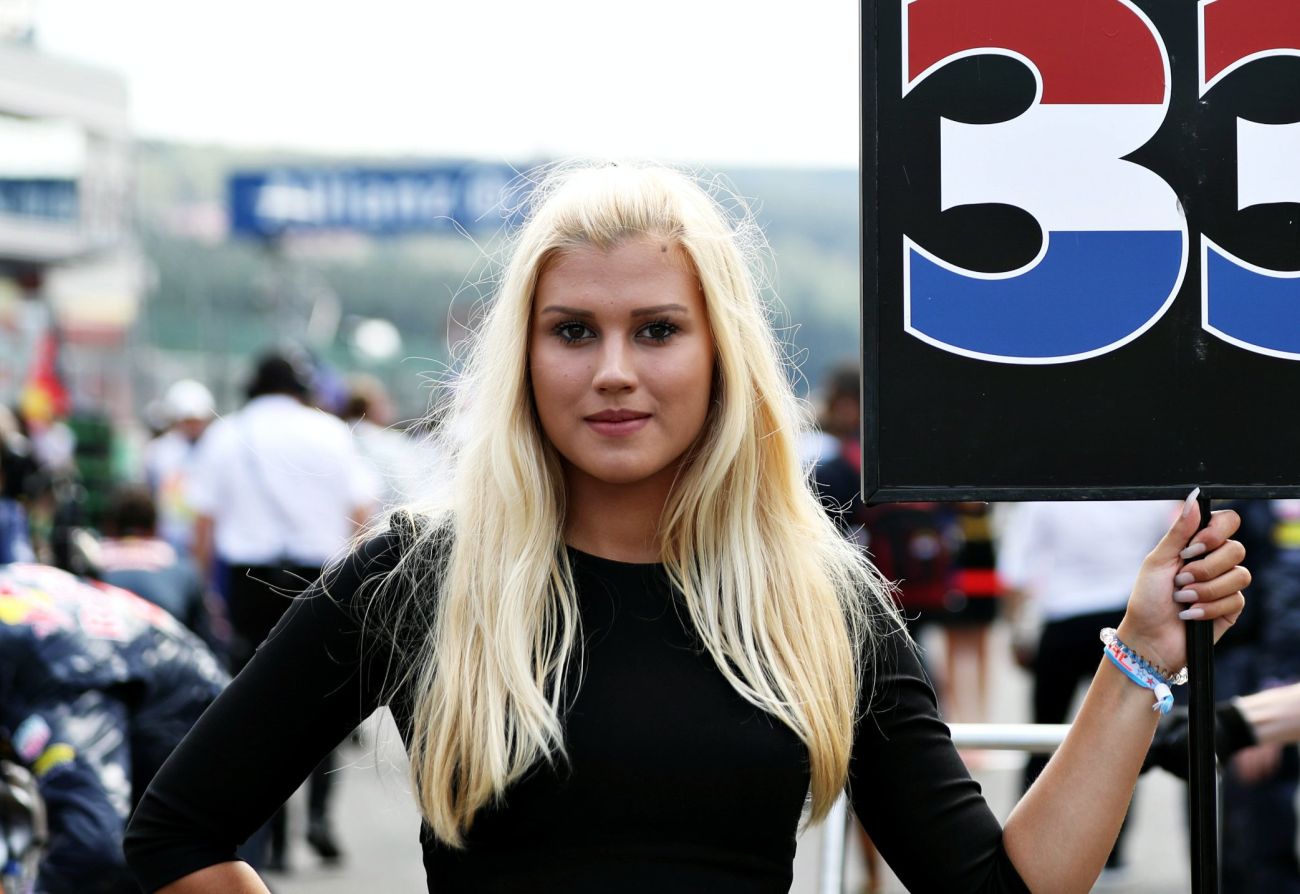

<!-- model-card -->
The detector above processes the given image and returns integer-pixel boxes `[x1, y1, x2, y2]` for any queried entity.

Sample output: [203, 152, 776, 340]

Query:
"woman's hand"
[1232, 742, 1283, 785]
[1115, 492, 1249, 674]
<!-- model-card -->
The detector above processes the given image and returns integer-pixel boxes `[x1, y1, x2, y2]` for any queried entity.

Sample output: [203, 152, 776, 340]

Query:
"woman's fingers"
[1176, 539, 1245, 583]
[1176, 509, 1242, 560]
[1146, 504, 1240, 572]
[1167, 508, 1249, 619]
[1174, 566, 1252, 607]
[1168, 508, 1249, 642]
[1173, 521, 1250, 604]
[1173, 516, 1251, 614]
[1147, 491, 1205, 564]
[1174, 556, 1251, 603]
[1179, 588, 1244, 622]
[1128, 498, 1250, 657]
[1210, 592, 1247, 641]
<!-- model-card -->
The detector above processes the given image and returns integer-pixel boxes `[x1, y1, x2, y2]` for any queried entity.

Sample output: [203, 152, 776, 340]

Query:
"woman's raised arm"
[1003, 496, 1248, 892]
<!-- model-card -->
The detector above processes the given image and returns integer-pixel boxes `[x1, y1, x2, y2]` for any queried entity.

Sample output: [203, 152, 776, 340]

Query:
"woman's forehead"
[544, 234, 689, 270]
[535, 239, 702, 309]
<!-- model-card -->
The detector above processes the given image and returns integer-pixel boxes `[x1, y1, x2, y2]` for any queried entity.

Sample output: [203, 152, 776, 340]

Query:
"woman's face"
[529, 237, 716, 494]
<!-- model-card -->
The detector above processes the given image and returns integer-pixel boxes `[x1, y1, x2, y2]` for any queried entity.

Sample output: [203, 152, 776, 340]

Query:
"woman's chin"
[567, 460, 675, 490]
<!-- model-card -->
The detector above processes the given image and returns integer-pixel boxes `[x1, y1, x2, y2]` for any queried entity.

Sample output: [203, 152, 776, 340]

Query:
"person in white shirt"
[187, 351, 378, 872]
[143, 380, 215, 558]
[997, 499, 1178, 876]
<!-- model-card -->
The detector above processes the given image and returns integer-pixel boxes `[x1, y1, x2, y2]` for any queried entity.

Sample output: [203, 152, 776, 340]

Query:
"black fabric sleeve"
[849, 631, 1030, 894]
[123, 531, 407, 892]
[1141, 700, 1258, 780]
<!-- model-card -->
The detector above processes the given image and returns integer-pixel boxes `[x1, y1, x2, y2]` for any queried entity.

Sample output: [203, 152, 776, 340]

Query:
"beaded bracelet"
[1099, 628, 1188, 715]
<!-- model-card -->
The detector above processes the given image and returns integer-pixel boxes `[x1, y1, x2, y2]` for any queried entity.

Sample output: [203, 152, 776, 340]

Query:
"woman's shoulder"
[352, 509, 447, 564]
[853, 610, 926, 714]
[322, 510, 449, 616]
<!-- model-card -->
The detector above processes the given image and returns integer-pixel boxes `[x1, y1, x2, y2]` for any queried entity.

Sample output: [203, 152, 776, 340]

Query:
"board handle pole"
[1188, 492, 1218, 894]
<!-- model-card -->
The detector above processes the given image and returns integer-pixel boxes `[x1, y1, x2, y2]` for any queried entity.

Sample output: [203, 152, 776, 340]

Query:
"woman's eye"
[640, 320, 679, 343]
[554, 322, 594, 343]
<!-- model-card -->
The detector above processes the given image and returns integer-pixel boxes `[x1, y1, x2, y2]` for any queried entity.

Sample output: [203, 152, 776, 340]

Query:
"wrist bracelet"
[1099, 628, 1188, 684]
[1099, 628, 1186, 715]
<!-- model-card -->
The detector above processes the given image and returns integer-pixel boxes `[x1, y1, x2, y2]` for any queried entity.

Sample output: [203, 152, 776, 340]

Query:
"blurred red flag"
[20, 330, 70, 425]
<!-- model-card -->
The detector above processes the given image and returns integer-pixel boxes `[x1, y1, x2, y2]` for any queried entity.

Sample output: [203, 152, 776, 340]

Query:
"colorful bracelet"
[1099, 628, 1187, 715]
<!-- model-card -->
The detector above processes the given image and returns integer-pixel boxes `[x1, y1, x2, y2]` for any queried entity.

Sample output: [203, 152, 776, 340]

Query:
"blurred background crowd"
[0, 4, 869, 889]
[0, 3, 860, 568]
[2, 2, 1300, 892]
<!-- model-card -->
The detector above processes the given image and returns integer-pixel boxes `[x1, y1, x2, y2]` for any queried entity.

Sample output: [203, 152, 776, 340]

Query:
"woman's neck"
[563, 466, 677, 564]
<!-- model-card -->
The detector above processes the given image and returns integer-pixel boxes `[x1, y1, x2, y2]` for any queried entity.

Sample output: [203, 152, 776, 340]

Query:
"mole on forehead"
[547, 238, 688, 269]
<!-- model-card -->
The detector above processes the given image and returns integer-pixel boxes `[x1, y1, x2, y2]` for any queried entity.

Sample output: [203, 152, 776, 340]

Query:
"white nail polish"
[1175, 572, 1195, 586]
[1174, 589, 1198, 603]
[1180, 542, 1207, 560]
[1179, 607, 1205, 621]
[1181, 487, 1201, 518]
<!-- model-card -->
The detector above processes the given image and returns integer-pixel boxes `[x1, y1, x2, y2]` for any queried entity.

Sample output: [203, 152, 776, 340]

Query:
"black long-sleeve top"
[124, 529, 1029, 893]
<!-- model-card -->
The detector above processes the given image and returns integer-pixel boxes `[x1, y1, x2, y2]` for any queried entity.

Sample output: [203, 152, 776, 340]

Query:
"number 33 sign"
[865, 0, 1300, 501]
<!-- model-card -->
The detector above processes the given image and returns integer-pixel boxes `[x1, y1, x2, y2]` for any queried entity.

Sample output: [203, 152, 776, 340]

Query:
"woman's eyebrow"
[539, 303, 689, 318]
[540, 305, 594, 317]
[630, 303, 688, 317]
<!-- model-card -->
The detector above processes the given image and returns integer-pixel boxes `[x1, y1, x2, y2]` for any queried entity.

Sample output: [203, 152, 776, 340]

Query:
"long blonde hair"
[381, 163, 899, 847]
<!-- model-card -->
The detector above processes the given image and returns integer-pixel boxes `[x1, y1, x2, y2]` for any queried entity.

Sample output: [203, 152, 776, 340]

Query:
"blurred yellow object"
[18, 386, 55, 426]
[32, 744, 74, 778]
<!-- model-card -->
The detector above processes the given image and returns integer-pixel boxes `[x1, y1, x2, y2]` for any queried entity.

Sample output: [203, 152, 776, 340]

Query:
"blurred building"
[0, 24, 144, 424]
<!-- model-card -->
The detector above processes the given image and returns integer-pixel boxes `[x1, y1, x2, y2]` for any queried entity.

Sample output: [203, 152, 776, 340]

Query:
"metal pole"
[1188, 491, 1218, 893]
[818, 793, 849, 894]
[947, 723, 1070, 754]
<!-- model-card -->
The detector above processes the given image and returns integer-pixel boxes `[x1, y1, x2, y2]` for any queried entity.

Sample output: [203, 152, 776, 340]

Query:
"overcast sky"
[34, 0, 860, 169]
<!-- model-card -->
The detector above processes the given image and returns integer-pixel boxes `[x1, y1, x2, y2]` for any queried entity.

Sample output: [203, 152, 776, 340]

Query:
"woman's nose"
[592, 339, 636, 393]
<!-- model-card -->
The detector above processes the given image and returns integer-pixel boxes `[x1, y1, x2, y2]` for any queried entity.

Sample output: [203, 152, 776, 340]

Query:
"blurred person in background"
[997, 499, 1178, 879]
[802, 362, 857, 471]
[809, 363, 882, 892]
[339, 374, 415, 510]
[1, 406, 41, 504]
[0, 562, 227, 893]
[0, 474, 33, 564]
[17, 408, 74, 484]
[943, 502, 1004, 724]
[1147, 678, 1300, 783]
[96, 484, 216, 650]
[143, 380, 216, 560]
[141, 396, 174, 440]
[810, 363, 958, 892]
[1200, 499, 1300, 892]
[5, 405, 57, 564]
[0, 412, 36, 564]
[125, 164, 1250, 894]
[186, 350, 378, 871]
[809, 363, 958, 691]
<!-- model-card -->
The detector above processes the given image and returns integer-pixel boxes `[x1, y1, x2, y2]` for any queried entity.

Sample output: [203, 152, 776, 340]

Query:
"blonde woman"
[124, 165, 1249, 893]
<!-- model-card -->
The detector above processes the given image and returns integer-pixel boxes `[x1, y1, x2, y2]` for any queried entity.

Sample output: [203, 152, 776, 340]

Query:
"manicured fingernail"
[1174, 589, 1198, 603]
[1179, 607, 1206, 620]
[1181, 487, 1201, 518]
[1180, 542, 1207, 559]
[1175, 572, 1195, 587]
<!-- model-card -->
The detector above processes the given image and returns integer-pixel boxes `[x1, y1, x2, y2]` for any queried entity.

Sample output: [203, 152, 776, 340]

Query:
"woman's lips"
[585, 413, 651, 437]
